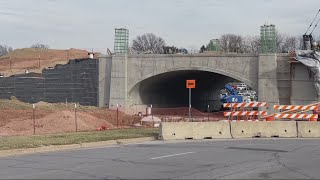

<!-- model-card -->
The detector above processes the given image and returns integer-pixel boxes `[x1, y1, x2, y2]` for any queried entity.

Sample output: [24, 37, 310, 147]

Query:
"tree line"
[201, 33, 306, 54]
[131, 33, 312, 54]
[0, 43, 49, 57]
[1, 33, 315, 57]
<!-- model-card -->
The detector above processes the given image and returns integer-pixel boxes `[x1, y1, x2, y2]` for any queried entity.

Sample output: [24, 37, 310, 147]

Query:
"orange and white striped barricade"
[274, 113, 318, 121]
[223, 102, 268, 109]
[273, 105, 318, 121]
[223, 102, 268, 121]
[274, 105, 317, 112]
[222, 119, 265, 122]
[224, 111, 267, 116]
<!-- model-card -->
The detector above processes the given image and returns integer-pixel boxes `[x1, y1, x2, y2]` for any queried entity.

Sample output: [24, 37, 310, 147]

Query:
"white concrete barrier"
[193, 122, 232, 139]
[231, 121, 297, 138]
[159, 122, 231, 140]
[297, 121, 320, 138]
[159, 122, 193, 140]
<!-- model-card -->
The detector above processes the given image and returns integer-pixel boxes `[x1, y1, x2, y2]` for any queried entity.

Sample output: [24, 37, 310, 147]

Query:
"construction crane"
[303, 9, 320, 50]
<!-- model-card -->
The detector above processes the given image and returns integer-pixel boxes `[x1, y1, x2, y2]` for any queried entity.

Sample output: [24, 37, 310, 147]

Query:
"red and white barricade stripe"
[274, 105, 316, 111]
[223, 120, 263, 122]
[274, 113, 318, 119]
[223, 102, 267, 108]
[224, 111, 267, 116]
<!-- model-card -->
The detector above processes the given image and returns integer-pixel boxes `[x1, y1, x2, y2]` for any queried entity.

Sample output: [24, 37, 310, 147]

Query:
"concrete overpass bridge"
[99, 53, 318, 114]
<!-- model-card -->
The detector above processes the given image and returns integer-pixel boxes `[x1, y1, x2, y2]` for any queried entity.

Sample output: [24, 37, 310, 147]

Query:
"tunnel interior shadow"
[137, 70, 238, 111]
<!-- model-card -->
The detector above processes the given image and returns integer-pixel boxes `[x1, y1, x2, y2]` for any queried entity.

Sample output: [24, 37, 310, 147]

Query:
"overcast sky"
[1, 0, 320, 52]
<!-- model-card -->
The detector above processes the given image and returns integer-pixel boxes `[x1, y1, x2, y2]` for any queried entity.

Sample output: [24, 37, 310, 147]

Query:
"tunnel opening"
[130, 70, 255, 112]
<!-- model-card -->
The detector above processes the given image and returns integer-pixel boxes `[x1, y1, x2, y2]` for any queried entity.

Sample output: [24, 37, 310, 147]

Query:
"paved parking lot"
[1, 139, 320, 179]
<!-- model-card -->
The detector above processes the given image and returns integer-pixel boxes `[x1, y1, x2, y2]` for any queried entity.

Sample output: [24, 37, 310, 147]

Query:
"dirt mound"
[0, 102, 142, 136]
[0, 110, 115, 136]
[0, 109, 51, 127]
[85, 109, 141, 126]
[0, 48, 99, 76]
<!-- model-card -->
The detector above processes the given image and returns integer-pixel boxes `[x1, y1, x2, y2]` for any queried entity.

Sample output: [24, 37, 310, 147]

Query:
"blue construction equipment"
[220, 84, 243, 103]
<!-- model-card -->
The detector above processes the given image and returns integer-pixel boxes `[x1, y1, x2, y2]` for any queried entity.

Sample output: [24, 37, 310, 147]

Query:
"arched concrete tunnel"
[130, 70, 248, 112]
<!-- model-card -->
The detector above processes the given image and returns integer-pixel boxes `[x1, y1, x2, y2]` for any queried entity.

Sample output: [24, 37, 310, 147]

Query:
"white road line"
[150, 152, 195, 160]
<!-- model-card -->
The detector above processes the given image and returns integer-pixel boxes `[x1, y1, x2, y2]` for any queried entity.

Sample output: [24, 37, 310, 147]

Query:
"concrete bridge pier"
[258, 54, 280, 114]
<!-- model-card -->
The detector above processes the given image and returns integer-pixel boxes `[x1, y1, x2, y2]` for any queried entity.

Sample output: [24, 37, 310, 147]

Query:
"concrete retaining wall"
[0, 58, 98, 106]
[297, 122, 320, 138]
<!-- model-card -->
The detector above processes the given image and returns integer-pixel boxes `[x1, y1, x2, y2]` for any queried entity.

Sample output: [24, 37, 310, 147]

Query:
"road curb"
[0, 137, 156, 158]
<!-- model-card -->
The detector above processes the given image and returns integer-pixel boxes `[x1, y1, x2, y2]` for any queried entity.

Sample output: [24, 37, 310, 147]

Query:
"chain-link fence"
[1, 102, 280, 136]
[143, 107, 226, 122]
[0, 103, 148, 136]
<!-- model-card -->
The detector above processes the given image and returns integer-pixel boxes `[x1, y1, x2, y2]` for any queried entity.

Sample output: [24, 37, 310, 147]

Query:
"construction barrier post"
[116, 104, 119, 128]
[32, 104, 35, 135]
[75, 103, 77, 132]
[207, 105, 209, 121]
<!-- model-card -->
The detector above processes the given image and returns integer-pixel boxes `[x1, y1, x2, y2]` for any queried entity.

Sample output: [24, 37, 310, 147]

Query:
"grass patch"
[0, 128, 159, 151]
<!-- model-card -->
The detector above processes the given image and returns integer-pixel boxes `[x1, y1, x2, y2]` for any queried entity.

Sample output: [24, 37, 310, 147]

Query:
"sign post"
[186, 80, 196, 122]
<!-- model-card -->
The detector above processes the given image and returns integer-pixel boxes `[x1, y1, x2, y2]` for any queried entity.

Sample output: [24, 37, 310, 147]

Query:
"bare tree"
[189, 48, 199, 54]
[219, 34, 245, 53]
[295, 36, 304, 50]
[31, 43, 49, 49]
[275, 32, 288, 53]
[274, 33, 301, 53]
[243, 35, 261, 54]
[280, 36, 299, 53]
[0, 44, 13, 57]
[131, 33, 166, 54]
[163, 46, 179, 54]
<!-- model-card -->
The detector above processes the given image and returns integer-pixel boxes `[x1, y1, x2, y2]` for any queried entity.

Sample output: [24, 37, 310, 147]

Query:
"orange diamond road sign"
[186, 80, 196, 88]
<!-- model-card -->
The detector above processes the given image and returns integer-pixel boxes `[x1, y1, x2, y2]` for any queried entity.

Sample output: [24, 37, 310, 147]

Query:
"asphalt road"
[1, 139, 320, 179]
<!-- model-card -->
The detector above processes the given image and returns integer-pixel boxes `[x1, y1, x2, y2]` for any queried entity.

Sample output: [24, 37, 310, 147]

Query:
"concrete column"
[108, 55, 128, 111]
[290, 63, 319, 105]
[258, 54, 279, 114]
[98, 55, 112, 107]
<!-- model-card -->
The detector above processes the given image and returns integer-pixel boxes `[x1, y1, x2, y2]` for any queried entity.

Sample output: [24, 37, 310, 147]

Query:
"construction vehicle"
[220, 84, 243, 111]
[303, 9, 320, 50]
[220, 84, 243, 103]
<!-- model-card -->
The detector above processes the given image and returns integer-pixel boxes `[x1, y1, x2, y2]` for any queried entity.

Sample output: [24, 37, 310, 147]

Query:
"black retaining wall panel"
[0, 58, 98, 106]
